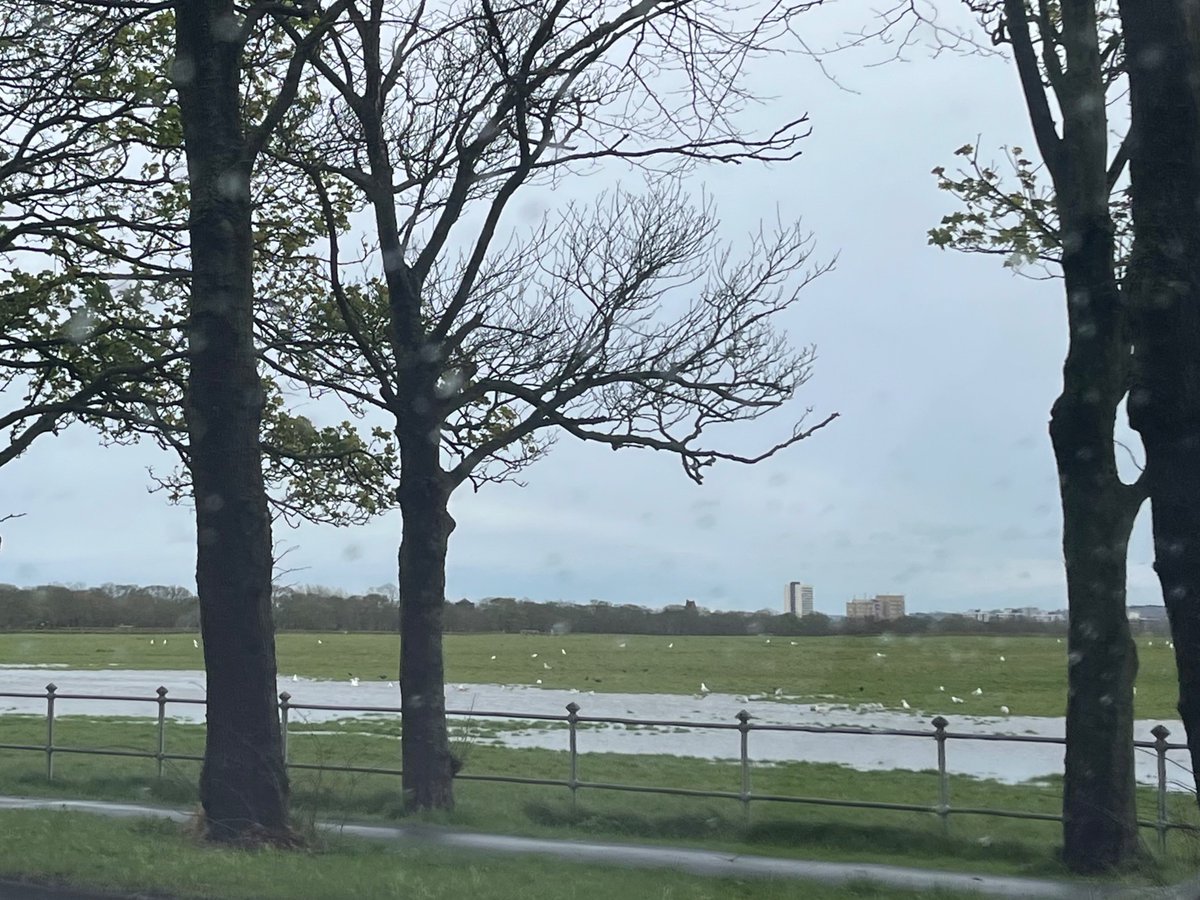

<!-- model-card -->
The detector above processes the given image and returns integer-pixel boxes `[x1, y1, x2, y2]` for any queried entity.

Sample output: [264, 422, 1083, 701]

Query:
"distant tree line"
[4, 582, 1171, 637]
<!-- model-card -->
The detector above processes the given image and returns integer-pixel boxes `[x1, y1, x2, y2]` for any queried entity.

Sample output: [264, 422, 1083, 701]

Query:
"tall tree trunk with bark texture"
[175, 0, 289, 840]
[999, 0, 1146, 868]
[1120, 0, 1200, 803]
[396, 449, 457, 809]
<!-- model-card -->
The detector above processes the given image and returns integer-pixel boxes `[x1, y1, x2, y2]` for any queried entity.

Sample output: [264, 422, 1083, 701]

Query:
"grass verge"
[0, 809, 995, 900]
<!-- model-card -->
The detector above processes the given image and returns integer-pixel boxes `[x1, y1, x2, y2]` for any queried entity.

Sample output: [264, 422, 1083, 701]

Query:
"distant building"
[963, 606, 1067, 624]
[846, 594, 906, 621]
[785, 582, 814, 617]
[845, 598, 876, 620]
[875, 594, 906, 620]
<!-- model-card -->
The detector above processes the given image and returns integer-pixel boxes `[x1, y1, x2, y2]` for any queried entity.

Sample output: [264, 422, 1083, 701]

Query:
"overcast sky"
[0, 3, 1161, 615]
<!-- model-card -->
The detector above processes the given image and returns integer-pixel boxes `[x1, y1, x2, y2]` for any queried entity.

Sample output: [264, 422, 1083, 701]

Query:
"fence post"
[45, 683, 57, 782]
[279, 692, 291, 766]
[931, 715, 949, 836]
[155, 687, 168, 781]
[566, 702, 580, 814]
[737, 709, 752, 825]
[1152, 724, 1171, 856]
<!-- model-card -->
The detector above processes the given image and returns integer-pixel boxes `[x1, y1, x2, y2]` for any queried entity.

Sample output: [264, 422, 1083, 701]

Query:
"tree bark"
[175, 0, 289, 841]
[396, 422, 457, 810]
[1119, 0, 1200, 802]
[1050, 219, 1143, 870]
[1053, 400, 1141, 868]
[999, 0, 1145, 869]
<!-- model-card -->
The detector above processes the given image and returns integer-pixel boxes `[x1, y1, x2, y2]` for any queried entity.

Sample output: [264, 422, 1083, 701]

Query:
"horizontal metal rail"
[0, 683, 1193, 855]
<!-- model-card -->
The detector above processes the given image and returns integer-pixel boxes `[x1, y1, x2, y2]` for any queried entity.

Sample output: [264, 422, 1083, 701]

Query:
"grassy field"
[1, 714, 1197, 883]
[0, 631, 1185, 719]
[0, 810, 995, 900]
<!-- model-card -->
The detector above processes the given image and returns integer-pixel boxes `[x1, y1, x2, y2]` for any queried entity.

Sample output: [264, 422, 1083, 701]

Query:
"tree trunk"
[1119, 0, 1200, 802]
[396, 441, 457, 810]
[999, 1, 1146, 867]
[1053, 394, 1141, 868]
[1049, 211, 1143, 871]
[175, 0, 289, 841]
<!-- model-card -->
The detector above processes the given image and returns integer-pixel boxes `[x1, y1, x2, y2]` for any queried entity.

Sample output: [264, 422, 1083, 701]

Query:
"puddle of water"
[0, 668, 1189, 790]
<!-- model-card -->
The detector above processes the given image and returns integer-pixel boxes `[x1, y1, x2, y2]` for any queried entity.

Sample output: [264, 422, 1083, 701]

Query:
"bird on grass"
[951, 696, 964, 704]
[972, 687, 983, 695]
[193, 639, 199, 649]
[536, 679, 542, 685]
[700, 682, 710, 694]
[901, 699, 910, 710]
[531, 653, 538, 658]
[875, 652, 886, 658]
[543, 662, 551, 670]
[150, 639, 155, 645]
[999, 655, 1005, 662]
[1000, 706, 1010, 715]
[561, 649, 566, 655]
[938, 685, 945, 692]
[618, 642, 627, 649]
[668, 642, 674, 649]
[490, 655, 497, 660]
[349, 675, 359, 687]
[773, 687, 783, 698]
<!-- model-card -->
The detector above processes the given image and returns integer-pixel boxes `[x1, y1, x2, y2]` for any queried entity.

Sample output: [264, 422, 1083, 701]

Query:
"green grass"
[0, 631, 1184, 719]
[1, 714, 1197, 884]
[0, 810, 992, 900]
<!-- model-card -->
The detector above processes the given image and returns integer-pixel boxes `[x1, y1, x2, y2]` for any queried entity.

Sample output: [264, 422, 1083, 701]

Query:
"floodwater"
[0, 668, 1191, 791]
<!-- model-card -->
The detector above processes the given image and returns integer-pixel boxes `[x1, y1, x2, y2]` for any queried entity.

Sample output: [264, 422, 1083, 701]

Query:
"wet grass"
[0, 714, 1197, 884]
[0, 810, 996, 900]
[0, 630, 1185, 719]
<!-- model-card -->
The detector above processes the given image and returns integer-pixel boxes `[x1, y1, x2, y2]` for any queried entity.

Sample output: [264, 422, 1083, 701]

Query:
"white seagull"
[618, 642, 627, 649]
[938, 685, 945, 692]
[292, 674, 298, 682]
[490, 655, 497, 660]
[668, 642, 674, 649]
[317, 639, 323, 645]
[999, 655, 1005, 662]
[561, 649, 567, 655]
[150, 639, 155, 645]
[972, 687, 983, 695]
[773, 687, 784, 698]
[875, 652, 886, 658]
[193, 639, 199, 649]
[951, 696, 964, 704]
[531, 653, 538, 658]
[901, 699, 910, 709]
[349, 676, 360, 687]
[700, 682, 710, 694]
[1000, 705, 1010, 715]
[543, 662, 551, 670]
[536, 679, 542, 685]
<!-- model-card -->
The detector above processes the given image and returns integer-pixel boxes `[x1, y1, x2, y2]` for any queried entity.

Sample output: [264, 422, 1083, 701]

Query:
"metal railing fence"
[0, 683, 1194, 854]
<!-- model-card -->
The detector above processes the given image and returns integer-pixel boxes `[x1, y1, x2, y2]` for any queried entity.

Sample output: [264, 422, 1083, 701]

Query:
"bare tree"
[269, 0, 834, 808]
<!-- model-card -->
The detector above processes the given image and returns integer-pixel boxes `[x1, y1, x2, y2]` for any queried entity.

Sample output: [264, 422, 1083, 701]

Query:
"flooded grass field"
[0, 631, 1185, 719]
